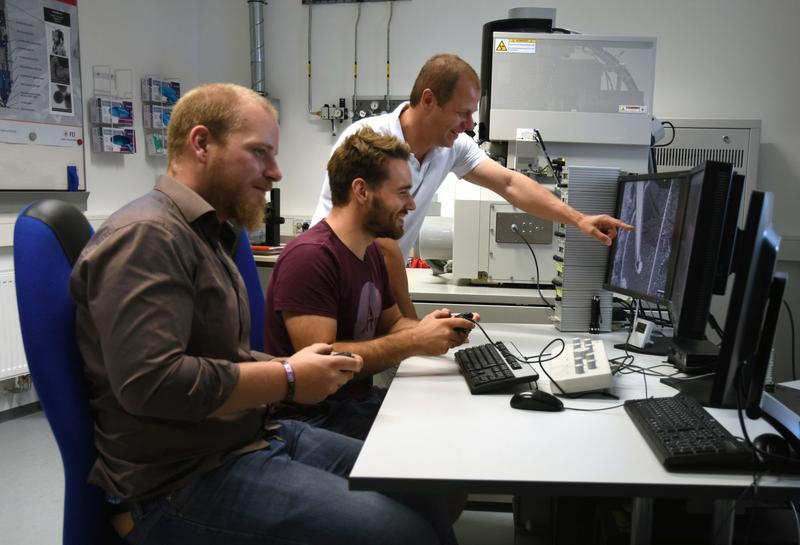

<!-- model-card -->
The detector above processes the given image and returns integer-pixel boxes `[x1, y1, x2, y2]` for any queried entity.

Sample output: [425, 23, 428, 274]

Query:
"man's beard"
[233, 198, 265, 231]
[207, 161, 267, 231]
[364, 196, 404, 239]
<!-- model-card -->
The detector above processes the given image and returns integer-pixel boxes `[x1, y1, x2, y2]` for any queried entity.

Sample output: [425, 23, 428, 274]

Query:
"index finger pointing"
[615, 219, 634, 231]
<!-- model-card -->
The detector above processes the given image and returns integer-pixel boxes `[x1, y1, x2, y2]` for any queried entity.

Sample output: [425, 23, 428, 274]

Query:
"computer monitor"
[605, 171, 690, 304]
[604, 171, 690, 354]
[605, 162, 741, 360]
[713, 173, 746, 295]
[667, 161, 738, 371]
[663, 191, 784, 409]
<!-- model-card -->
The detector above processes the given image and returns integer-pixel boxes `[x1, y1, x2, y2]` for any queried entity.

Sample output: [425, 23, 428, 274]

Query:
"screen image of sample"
[610, 179, 681, 299]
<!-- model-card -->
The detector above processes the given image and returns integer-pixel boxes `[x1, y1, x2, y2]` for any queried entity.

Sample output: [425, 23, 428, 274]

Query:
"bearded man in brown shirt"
[70, 83, 457, 545]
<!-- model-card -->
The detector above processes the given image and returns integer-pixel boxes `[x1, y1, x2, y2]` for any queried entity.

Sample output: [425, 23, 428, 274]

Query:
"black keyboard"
[454, 342, 539, 394]
[625, 395, 755, 470]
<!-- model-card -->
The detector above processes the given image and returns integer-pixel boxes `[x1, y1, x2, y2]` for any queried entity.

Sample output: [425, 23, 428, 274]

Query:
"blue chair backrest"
[232, 229, 265, 351]
[13, 200, 121, 545]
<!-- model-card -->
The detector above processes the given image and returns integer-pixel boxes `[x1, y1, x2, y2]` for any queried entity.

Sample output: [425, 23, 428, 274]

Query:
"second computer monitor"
[664, 191, 784, 409]
[669, 161, 737, 343]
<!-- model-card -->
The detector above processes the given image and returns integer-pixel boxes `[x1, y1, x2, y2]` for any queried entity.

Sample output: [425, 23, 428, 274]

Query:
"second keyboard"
[625, 395, 754, 470]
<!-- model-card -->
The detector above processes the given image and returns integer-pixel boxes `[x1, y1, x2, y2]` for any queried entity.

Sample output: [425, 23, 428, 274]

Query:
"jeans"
[122, 419, 457, 545]
[314, 386, 387, 440]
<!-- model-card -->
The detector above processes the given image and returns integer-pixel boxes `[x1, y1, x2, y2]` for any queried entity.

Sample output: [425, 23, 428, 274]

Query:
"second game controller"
[451, 311, 475, 334]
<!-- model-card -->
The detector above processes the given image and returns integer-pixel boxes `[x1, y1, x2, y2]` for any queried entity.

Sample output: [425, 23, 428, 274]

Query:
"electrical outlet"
[285, 217, 311, 235]
[494, 212, 553, 244]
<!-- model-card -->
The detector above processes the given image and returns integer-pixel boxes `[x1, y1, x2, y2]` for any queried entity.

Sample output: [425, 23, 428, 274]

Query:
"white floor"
[0, 412, 64, 545]
[0, 411, 515, 545]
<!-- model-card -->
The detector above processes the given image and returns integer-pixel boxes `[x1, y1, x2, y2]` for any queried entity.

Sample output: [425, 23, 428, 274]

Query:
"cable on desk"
[708, 312, 725, 346]
[713, 380, 772, 543]
[615, 363, 680, 378]
[783, 300, 796, 381]
[734, 370, 800, 471]
[522, 337, 565, 366]
[533, 338, 620, 403]
[565, 401, 625, 412]
[505, 334, 632, 409]
[610, 299, 649, 398]
[508, 341, 550, 368]
[732, 370, 800, 542]
[790, 501, 800, 544]
[511, 224, 555, 310]
[469, 319, 497, 346]
[710, 471, 766, 545]
[469, 321, 545, 375]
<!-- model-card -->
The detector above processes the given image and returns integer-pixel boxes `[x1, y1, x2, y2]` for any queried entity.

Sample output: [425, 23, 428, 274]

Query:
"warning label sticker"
[619, 105, 647, 113]
[495, 37, 536, 54]
[515, 128, 535, 141]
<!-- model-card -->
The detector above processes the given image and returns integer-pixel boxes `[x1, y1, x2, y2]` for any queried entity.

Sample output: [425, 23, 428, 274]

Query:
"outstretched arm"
[463, 159, 632, 245]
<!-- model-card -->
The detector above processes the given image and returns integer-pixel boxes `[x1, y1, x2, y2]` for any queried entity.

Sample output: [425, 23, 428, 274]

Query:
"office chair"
[13, 200, 122, 545]
[232, 228, 266, 351]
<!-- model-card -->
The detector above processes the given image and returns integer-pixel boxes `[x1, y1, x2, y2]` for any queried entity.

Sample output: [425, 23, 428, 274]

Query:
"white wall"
[76, 0, 251, 216]
[0, 0, 795, 237]
[262, 0, 800, 241]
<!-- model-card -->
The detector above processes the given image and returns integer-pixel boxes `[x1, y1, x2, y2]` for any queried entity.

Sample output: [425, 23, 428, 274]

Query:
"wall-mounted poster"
[0, 0, 81, 147]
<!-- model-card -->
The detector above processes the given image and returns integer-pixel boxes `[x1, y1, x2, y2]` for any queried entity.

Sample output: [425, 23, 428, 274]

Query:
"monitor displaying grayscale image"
[605, 172, 690, 303]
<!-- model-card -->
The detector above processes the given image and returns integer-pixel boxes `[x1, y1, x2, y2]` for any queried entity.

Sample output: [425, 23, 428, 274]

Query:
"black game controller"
[451, 312, 475, 334]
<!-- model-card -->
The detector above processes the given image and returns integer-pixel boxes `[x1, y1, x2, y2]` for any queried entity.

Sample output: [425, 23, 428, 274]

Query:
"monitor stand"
[614, 335, 673, 357]
[667, 337, 719, 374]
[660, 374, 716, 407]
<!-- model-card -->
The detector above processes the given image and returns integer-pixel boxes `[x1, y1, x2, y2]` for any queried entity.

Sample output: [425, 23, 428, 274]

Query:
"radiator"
[0, 271, 27, 380]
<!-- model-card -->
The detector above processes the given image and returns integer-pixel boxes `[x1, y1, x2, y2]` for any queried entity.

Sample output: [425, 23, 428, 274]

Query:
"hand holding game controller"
[450, 311, 477, 334]
[332, 351, 353, 358]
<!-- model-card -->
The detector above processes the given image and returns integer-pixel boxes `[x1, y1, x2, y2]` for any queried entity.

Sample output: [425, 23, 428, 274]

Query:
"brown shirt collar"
[155, 174, 237, 253]
[155, 175, 214, 224]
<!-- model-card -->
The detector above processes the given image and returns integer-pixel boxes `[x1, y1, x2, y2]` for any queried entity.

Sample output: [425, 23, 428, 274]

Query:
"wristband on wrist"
[281, 360, 296, 402]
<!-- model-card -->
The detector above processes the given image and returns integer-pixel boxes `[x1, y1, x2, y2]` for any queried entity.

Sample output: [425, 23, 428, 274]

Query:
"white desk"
[407, 269, 553, 324]
[254, 263, 555, 323]
[252, 254, 280, 267]
[349, 323, 800, 543]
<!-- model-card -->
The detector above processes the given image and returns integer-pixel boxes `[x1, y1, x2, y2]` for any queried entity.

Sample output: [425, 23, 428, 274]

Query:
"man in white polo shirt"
[312, 53, 631, 318]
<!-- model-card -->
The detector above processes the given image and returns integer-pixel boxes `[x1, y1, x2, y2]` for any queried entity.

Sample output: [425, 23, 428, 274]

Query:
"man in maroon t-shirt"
[265, 126, 476, 439]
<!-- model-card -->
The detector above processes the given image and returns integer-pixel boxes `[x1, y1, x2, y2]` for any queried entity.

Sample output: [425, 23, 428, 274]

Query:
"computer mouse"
[752, 433, 792, 458]
[510, 390, 564, 412]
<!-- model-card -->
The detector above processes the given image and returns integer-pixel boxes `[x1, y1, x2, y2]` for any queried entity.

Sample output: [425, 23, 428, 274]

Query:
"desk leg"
[630, 497, 653, 545]
[710, 500, 735, 545]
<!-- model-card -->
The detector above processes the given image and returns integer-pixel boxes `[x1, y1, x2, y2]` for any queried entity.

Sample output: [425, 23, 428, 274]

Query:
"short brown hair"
[167, 83, 277, 165]
[409, 53, 480, 107]
[327, 127, 411, 207]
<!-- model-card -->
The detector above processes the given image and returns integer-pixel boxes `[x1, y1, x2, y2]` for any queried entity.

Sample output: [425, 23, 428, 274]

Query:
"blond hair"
[167, 83, 277, 165]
